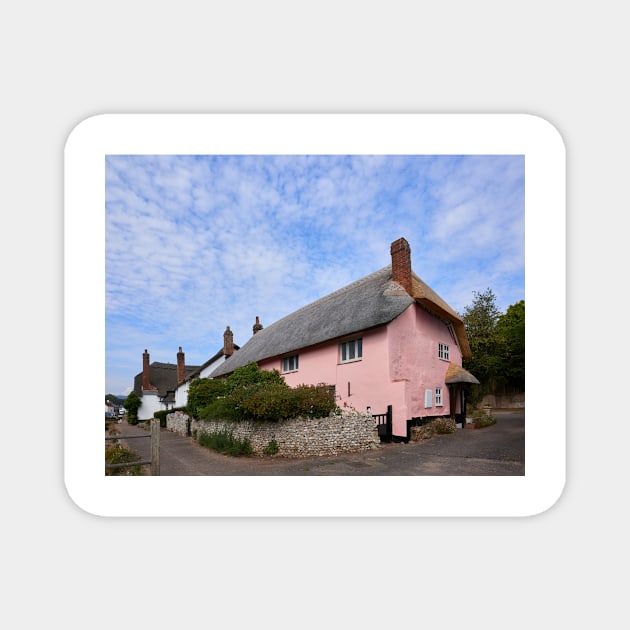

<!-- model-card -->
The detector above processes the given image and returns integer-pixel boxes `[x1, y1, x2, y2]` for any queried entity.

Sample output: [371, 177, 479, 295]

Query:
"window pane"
[357, 338, 362, 358]
[349, 342, 355, 360]
[341, 343, 347, 361]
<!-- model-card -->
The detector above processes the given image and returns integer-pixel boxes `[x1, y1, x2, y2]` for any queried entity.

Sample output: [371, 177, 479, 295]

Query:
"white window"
[340, 338, 363, 363]
[435, 387, 443, 406]
[424, 389, 433, 408]
[438, 342, 450, 361]
[282, 355, 299, 373]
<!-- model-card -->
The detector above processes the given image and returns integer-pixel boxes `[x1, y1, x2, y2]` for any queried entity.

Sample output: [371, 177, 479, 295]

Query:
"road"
[111, 411, 525, 476]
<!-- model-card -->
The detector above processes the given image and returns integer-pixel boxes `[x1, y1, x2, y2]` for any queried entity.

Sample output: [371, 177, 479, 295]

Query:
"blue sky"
[105, 154, 524, 395]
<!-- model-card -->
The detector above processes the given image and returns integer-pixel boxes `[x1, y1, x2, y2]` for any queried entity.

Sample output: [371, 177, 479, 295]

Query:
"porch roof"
[445, 362, 480, 384]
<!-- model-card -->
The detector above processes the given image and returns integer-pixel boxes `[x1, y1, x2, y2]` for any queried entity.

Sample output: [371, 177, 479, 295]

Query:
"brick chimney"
[177, 346, 186, 383]
[223, 326, 234, 357]
[142, 349, 156, 390]
[390, 237, 413, 295]
[253, 316, 263, 335]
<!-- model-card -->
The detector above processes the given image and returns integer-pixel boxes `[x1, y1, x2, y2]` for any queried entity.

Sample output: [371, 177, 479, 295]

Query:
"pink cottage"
[210, 238, 479, 440]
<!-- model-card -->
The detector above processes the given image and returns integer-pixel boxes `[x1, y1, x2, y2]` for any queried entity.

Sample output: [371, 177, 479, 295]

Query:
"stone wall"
[479, 392, 525, 410]
[166, 409, 381, 457]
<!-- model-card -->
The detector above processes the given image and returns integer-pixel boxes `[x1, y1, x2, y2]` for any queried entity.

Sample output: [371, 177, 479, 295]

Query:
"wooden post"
[151, 418, 160, 476]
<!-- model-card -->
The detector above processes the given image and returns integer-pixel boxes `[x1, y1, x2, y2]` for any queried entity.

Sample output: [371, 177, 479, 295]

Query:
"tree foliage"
[495, 300, 525, 390]
[123, 390, 142, 424]
[461, 289, 525, 396]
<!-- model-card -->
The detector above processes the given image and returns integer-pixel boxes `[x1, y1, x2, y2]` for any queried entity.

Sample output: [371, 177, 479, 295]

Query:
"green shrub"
[198, 429, 253, 456]
[289, 384, 337, 419]
[187, 378, 226, 418]
[430, 417, 457, 434]
[198, 396, 240, 422]
[474, 414, 497, 429]
[199, 363, 336, 422]
[263, 438, 279, 455]
[153, 409, 169, 428]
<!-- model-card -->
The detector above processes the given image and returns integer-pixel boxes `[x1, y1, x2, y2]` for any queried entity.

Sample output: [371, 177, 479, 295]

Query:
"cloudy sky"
[105, 154, 524, 395]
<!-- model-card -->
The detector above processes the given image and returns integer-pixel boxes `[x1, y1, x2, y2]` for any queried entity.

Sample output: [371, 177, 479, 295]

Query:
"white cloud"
[105, 154, 524, 393]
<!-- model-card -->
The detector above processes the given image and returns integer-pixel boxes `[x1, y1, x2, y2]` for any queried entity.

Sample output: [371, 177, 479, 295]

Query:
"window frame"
[438, 342, 450, 361]
[435, 386, 443, 407]
[339, 337, 363, 364]
[281, 354, 299, 374]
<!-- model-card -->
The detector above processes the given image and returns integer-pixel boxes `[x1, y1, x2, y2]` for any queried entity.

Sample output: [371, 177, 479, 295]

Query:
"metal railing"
[105, 418, 160, 475]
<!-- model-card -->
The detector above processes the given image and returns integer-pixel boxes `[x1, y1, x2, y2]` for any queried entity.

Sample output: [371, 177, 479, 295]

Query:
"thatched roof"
[210, 264, 471, 378]
[445, 362, 480, 384]
[134, 362, 201, 398]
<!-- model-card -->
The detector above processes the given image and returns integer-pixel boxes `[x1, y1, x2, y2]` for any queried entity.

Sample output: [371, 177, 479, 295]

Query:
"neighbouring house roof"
[445, 362, 480, 384]
[134, 362, 201, 399]
[210, 264, 470, 379]
[181, 345, 241, 383]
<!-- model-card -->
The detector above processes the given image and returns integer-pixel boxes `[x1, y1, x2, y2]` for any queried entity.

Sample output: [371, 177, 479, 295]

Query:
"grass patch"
[198, 429, 253, 457]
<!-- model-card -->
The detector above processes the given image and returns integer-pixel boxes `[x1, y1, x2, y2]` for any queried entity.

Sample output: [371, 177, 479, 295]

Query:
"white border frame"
[64, 114, 565, 517]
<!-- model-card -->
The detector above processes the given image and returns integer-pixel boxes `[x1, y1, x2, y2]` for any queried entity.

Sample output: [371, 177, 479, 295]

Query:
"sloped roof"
[183, 345, 241, 383]
[411, 275, 471, 359]
[445, 362, 480, 384]
[210, 264, 470, 378]
[134, 362, 201, 398]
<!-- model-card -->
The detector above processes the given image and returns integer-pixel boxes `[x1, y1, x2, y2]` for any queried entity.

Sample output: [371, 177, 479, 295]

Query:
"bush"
[430, 417, 457, 434]
[474, 414, 497, 429]
[187, 378, 226, 418]
[198, 429, 253, 456]
[199, 363, 336, 422]
[153, 409, 169, 428]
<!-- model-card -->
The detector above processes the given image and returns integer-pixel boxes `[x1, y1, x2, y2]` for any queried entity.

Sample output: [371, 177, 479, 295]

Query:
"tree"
[123, 390, 142, 424]
[495, 300, 525, 391]
[461, 289, 525, 398]
[461, 288, 502, 395]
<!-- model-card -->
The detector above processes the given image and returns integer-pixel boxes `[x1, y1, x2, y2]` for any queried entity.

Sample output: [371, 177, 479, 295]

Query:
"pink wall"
[258, 304, 465, 437]
[387, 305, 463, 434]
[258, 326, 393, 417]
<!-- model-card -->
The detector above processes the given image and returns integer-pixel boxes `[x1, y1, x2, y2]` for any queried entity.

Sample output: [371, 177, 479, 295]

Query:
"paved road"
[111, 411, 524, 476]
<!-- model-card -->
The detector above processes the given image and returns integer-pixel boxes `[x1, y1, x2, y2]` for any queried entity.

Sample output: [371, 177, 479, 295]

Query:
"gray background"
[3, 1, 622, 628]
